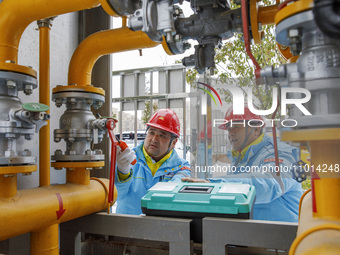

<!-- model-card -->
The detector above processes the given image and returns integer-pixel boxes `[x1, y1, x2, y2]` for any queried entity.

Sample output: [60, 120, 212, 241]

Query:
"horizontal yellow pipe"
[0, 178, 115, 241]
[68, 27, 161, 86]
[0, 0, 100, 63]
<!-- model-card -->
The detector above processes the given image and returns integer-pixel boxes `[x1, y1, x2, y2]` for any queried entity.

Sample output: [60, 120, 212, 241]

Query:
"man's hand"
[181, 177, 210, 183]
[116, 146, 136, 174]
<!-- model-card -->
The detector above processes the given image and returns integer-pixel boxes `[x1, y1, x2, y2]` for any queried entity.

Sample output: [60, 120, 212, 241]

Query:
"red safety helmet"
[218, 105, 264, 130]
[147, 109, 180, 137]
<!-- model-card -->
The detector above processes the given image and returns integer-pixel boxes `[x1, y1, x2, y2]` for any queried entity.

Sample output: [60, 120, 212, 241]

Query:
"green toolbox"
[141, 182, 256, 242]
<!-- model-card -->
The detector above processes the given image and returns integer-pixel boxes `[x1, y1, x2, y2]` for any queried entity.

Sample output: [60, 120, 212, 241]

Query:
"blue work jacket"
[115, 142, 191, 215]
[210, 133, 303, 222]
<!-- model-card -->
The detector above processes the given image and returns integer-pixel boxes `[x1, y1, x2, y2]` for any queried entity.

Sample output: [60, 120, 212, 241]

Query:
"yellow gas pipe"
[0, 178, 113, 241]
[0, 174, 17, 199]
[0, 1, 164, 253]
[0, 0, 116, 252]
[276, 1, 340, 253]
[38, 18, 52, 187]
[0, 0, 101, 64]
[31, 224, 59, 255]
[282, 128, 340, 255]
[68, 26, 160, 86]
[31, 18, 54, 255]
[290, 191, 340, 255]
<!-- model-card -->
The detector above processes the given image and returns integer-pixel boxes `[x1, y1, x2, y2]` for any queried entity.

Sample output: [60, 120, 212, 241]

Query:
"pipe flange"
[51, 154, 105, 162]
[0, 165, 37, 175]
[275, 0, 313, 26]
[0, 155, 36, 165]
[52, 84, 105, 96]
[276, 10, 314, 46]
[52, 90, 105, 109]
[0, 121, 36, 136]
[54, 129, 105, 141]
[0, 71, 37, 95]
[0, 63, 37, 78]
[51, 161, 104, 170]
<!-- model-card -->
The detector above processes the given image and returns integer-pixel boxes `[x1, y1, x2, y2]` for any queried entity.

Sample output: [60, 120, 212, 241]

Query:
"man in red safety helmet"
[115, 109, 191, 215]
[218, 105, 266, 166]
[182, 104, 303, 222]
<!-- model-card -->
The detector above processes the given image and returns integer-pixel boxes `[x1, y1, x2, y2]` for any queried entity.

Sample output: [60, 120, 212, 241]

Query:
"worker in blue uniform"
[182, 105, 303, 222]
[115, 109, 191, 215]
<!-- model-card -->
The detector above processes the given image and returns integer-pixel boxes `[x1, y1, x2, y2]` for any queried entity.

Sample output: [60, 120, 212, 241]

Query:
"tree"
[186, 0, 286, 111]
[141, 100, 158, 124]
[184, 0, 311, 188]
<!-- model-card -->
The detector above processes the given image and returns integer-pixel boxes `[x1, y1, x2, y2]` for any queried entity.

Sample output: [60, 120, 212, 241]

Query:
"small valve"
[16, 103, 50, 132]
[292, 160, 307, 183]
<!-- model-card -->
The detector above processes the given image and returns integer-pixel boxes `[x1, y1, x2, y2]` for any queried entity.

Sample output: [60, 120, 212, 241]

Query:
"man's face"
[227, 124, 259, 151]
[144, 127, 177, 161]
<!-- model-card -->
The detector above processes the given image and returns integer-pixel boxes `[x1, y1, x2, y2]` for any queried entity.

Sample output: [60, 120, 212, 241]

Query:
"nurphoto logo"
[198, 81, 312, 128]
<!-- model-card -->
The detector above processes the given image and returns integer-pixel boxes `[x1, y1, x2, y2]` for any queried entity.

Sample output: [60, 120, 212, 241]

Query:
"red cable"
[278, 0, 297, 10]
[241, 0, 261, 78]
[271, 96, 280, 176]
[241, 0, 279, 174]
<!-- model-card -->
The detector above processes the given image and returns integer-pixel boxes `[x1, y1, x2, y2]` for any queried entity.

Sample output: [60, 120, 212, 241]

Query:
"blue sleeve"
[210, 174, 285, 204]
[209, 155, 301, 204]
[170, 160, 191, 182]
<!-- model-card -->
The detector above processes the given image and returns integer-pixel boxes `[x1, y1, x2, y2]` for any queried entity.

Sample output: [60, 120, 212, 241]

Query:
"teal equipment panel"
[141, 182, 255, 215]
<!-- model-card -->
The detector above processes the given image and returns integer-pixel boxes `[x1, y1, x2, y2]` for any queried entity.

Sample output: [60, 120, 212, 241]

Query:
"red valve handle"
[106, 119, 118, 204]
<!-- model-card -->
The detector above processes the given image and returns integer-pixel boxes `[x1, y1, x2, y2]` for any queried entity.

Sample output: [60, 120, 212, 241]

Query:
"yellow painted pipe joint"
[290, 223, 340, 255]
[162, 37, 175, 55]
[99, 0, 122, 17]
[52, 84, 105, 97]
[292, 191, 340, 255]
[0, 62, 37, 78]
[68, 27, 160, 87]
[0, 174, 17, 199]
[275, 0, 313, 25]
[0, 179, 112, 240]
[52, 161, 105, 185]
[0, 165, 37, 175]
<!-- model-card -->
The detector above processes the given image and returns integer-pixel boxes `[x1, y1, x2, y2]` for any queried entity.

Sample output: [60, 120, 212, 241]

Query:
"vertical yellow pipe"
[122, 17, 127, 27]
[31, 224, 59, 255]
[310, 140, 340, 220]
[0, 174, 17, 198]
[67, 168, 91, 185]
[38, 19, 51, 187]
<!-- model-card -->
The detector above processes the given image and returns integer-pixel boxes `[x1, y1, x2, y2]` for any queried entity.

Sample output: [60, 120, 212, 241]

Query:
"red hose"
[271, 96, 280, 176]
[241, 0, 261, 79]
[241, 0, 280, 172]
